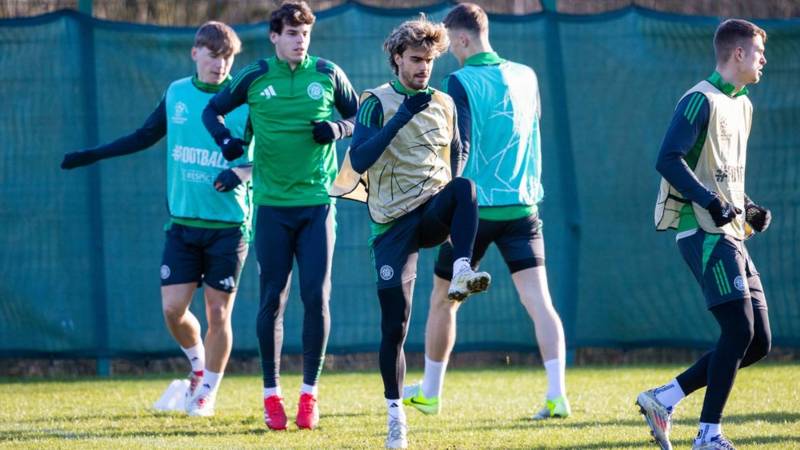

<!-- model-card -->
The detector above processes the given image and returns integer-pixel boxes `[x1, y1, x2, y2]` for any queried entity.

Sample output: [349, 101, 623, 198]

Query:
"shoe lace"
[299, 394, 316, 415]
[265, 396, 284, 416]
[714, 436, 735, 450]
[387, 420, 406, 441]
[188, 373, 201, 393]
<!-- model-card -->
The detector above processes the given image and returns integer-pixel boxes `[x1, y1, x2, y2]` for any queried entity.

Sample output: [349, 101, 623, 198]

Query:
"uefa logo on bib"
[307, 82, 323, 100]
[379, 265, 394, 281]
[171, 102, 188, 124]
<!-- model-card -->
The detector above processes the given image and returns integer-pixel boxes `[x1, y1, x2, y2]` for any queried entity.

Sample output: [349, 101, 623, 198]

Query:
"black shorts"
[677, 229, 766, 310]
[434, 213, 545, 279]
[371, 197, 452, 289]
[160, 223, 248, 293]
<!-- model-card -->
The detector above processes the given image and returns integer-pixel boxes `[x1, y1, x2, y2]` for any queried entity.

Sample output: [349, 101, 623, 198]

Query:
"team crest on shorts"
[733, 275, 746, 292]
[160, 265, 171, 280]
[307, 82, 323, 100]
[379, 265, 394, 281]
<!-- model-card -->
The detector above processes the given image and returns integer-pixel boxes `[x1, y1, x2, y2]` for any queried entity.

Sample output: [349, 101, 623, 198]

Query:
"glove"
[220, 136, 246, 161]
[310, 120, 344, 144]
[745, 202, 771, 233]
[214, 168, 243, 192]
[61, 150, 99, 169]
[395, 92, 432, 123]
[706, 196, 742, 227]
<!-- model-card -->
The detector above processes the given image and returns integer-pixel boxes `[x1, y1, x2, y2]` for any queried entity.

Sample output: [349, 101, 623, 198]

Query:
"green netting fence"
[1, 4, 799, 360]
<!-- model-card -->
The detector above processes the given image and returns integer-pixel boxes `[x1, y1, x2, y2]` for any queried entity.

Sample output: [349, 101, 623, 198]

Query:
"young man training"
[402, 3, 570, 420]
[203, 0, 358, 431]
[333, 15, 490, 449]
[639, 18, 771, 450]
[61, 21, 253, 417]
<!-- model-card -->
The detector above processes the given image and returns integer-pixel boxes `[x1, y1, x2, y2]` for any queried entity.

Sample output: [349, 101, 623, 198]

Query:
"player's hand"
[706, 196, 742, 227]
[310, 120, 342, 144]
[220, 136, 246, 161]
[399, 92, 431, 116]
[61, 150, 99, 169]
[214, 168, 242, 192]
[745, 202, 771, 233]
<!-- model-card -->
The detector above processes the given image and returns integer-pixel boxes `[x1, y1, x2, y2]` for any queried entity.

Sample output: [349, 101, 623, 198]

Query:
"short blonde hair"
[383, 15, 449, 75]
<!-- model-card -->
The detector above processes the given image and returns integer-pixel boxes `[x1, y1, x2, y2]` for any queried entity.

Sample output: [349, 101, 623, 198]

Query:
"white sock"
[300, 383, 318, 396]
[696, 422, 722, 442]
[181, 343, 205, 373]
[544, 358, 566, 400]
[422, 355, 447, 398]
[654, 378, 685, 409]
[202, 370, 223, 393]
[452, 257, 471, 276]
[264, 386, 281, 398]
[386, 399, 406, 422]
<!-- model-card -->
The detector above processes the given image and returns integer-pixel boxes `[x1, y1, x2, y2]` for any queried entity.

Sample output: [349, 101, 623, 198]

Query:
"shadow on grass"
[541, 434, 800, 449]
[437, 410, 800, 432]
[0, 426, 269, 442]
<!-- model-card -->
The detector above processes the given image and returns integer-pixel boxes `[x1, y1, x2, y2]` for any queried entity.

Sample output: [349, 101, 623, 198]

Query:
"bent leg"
[699, 298, 755, 424]
[203, 286, 236, 373]
[162, 283, 200, 348]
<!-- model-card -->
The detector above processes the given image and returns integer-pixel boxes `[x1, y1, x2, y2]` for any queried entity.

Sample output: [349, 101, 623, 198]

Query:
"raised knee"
[452, 176, 476, 201]
[754, 336, 771, 361]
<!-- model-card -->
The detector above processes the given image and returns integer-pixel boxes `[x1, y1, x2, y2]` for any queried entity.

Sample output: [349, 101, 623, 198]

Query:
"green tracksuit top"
[203, 55, 358, 206]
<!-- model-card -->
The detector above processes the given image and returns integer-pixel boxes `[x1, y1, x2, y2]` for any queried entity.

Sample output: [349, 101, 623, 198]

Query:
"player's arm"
[443, 75, 471, 170]
[655, 93, 717, 206]
[214, 163, 253, 192]
[203, 61, 265, 160]
[60, 97, 166, 169]
[350, 92, 431, 173]
[310, 64, 359, 144]
[443, 76, 470, 177]
[655, 93, 740, 226]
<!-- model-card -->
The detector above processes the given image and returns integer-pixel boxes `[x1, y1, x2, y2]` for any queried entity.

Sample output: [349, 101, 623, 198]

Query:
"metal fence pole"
[77, 0, 111, 378]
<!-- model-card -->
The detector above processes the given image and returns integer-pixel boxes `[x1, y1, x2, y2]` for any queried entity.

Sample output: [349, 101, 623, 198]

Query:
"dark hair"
[714, 19, 767, 62]
[269, 1, 316, 35]
[443, 2, 488, 35]
[194, 21, 241, 57]
[383, 14, 449, 75]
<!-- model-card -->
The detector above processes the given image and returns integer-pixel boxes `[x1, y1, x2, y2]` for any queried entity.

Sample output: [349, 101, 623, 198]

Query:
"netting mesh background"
[1, 4, 798, 357]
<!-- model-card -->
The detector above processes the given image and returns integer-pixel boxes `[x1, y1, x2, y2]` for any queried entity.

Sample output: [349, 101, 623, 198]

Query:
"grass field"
[1, 363, 798, 449]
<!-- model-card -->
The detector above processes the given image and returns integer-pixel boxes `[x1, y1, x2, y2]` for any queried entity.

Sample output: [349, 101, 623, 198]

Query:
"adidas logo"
[219, 276, 236, 290]
[260, 85, 277, 99]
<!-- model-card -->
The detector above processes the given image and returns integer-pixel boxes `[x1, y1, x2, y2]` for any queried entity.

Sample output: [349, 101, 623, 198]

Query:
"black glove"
[214, 169, 243, 192]
[61, 150, 99, 169]
[220, 136, 246, 161]
[706, 196, 742, 227]
[745, 202, 772, 233]
[311, 120, 343, 144]
[395, 92, 432, 123]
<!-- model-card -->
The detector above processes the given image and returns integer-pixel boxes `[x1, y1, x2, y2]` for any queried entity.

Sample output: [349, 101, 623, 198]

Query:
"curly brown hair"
[383, 14, 449, 75]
